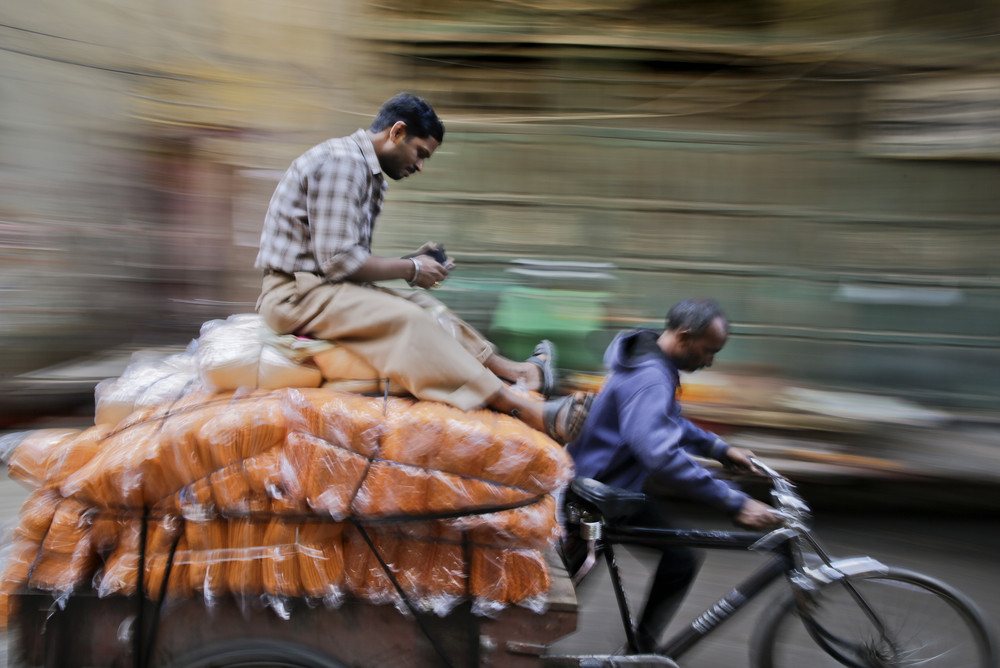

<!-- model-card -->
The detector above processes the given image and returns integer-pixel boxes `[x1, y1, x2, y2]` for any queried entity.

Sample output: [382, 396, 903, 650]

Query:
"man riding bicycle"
[566, 297, 781, 654]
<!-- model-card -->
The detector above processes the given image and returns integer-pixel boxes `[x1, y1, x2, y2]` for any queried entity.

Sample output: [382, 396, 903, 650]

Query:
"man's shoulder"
[603, 361, 672, 398]
[295, 132, 365, 164]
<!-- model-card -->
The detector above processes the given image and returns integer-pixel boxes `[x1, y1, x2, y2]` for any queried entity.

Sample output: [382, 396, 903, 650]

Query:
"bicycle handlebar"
[749, 457, 811, 524]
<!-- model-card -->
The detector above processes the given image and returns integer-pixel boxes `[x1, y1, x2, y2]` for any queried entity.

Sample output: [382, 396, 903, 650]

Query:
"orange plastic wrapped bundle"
[469, 545, 550, 613]
[29, 498, 97, 594]
[482, 414, 572, 494]
[281, 388, 390, 457]
[60, 420, 164, 508]
[4, 429, 81, 488]
[261, 518, 299, 598]
[97, 519, 141, 597]
[180, 480, 227, 601]
[168, 535, 194, 600]
[453, 495, 562, 550]
[92, 514, 185, 601]
[243, 448, 307, 515]
[208, 462, 258, 516]
[379, 525, 432, 606]
[463, 497, 559, 612]
[184, 518, 228, 602]
[156, 401, 226, 493]
[425, 470, 531, 518]
[1, 540, 39, 593]
[247, 451, 306, 515]
[282, 432, 369, 519]
[145, 515, 183, 600]
[418, 523, 467, 614]
[352, 461, 434, 518]
[196, 391, 288, 472]
[352, 410, 444, 517]
[353, 399, 567, 518]
[295, 522, 345, 601]
[381, 401, 571, 509]
[344, 524, 403, 607]
[163, 475, 216, 519]
[384, 402, 495, 480]
[0, 538, 44, 629]
[391, 522, 467, 615]
[90, 511, 134, 561]
[225, 517, 267, 597]
[14, 488, 63, 544]
[41, 424, 114, 489]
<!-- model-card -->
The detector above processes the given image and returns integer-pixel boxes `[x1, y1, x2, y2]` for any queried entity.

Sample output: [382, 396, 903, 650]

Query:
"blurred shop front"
[2, 0, 999, 435]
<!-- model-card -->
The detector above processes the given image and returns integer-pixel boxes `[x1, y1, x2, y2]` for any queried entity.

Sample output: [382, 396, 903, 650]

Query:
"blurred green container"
[488, 286, 612, 372]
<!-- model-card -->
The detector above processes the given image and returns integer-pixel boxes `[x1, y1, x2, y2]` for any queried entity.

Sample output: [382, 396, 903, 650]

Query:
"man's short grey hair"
[665, 298, 727, 336]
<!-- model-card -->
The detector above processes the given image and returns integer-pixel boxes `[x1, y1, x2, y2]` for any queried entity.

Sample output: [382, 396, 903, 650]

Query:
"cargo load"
[0, 387, 573, 626]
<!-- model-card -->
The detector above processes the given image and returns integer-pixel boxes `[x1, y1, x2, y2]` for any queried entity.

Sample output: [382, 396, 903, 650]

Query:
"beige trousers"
[256, 272, 504, 410]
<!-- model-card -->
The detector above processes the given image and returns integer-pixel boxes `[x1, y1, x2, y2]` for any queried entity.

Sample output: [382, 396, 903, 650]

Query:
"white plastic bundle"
[194, 314, 323, 392]
[94, 351, 200, 426]
[94, 314, 413, 427]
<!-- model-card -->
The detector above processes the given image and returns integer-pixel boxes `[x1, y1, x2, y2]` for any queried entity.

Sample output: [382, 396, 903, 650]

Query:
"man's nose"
[414, 159, 424, 172]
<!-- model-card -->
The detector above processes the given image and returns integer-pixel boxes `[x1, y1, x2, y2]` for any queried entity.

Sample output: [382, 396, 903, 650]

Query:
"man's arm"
[348, 253, 449, 288]
[619, 380, 749, 514]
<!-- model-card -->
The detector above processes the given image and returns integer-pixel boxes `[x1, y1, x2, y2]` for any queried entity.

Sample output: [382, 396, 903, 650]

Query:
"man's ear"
[389, 120, 408, 143]
[674, 328, 695, 350]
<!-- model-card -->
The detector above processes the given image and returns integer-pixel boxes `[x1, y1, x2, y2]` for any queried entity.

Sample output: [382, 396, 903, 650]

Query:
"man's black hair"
[665, 298, 726, 336]
[369, 93, 444, 143]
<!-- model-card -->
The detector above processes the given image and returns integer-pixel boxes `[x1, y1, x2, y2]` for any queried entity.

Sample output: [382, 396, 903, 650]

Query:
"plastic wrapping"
[92, 315, 412, 430]
[5, 429, 82, 488]
[195, 315, 323, 392]
[95, 351, 201, 426]
[0, 386, 573, 628]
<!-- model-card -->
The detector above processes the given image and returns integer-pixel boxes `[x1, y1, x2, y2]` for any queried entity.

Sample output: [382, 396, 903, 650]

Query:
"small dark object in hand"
[424, 245, 447, 264]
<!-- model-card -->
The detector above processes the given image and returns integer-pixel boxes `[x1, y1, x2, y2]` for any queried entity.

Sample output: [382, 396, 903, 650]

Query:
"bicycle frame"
[596, 523, 795, 659]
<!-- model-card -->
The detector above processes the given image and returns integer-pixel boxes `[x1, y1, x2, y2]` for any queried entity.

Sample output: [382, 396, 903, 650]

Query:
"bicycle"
[554, 458, 998, 667]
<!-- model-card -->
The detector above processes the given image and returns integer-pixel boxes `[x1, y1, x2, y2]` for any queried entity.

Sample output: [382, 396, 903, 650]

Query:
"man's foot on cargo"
[542, 391, 593, 445]
[524, 339, 558, 397]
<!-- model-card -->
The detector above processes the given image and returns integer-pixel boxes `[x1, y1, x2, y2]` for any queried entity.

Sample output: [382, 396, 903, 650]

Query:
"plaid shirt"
[254, 129, 387, 281]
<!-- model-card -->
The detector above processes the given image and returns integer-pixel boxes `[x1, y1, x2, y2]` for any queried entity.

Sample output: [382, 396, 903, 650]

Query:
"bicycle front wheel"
[751, 565, 997, 668]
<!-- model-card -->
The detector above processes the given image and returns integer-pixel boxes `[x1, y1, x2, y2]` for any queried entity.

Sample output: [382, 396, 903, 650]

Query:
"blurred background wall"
[2, 0, 998, 416]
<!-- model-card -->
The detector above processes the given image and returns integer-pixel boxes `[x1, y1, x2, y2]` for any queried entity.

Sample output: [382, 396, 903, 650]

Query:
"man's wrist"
[406, 257, 421, 286]
[710, 438, 729, 460]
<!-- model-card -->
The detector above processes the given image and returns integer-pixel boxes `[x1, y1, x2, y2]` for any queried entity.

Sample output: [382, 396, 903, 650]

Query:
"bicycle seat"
[568, 478, 647, 524]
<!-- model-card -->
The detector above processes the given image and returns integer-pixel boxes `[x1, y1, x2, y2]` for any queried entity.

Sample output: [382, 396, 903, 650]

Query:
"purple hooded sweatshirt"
[567, 329, 748, 515]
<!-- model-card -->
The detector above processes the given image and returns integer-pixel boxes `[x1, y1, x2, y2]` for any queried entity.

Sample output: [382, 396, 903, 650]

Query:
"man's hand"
[733, 498, 782, 530]
[411, 253, 450, 289]
[412, 242, 455, 270]
[722, 446, 762, 474]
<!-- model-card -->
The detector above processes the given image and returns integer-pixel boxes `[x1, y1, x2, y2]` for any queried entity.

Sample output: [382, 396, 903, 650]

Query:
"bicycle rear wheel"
[751, 566, 997, 667]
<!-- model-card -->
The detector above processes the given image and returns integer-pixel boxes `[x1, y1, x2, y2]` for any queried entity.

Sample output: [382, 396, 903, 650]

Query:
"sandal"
[542, 391, 594, 445]
[525, 339, 558, 397]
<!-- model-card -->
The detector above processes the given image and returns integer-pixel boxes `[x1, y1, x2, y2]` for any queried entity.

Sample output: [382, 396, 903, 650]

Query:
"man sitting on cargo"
[566, 297, 781, 653]
[254, 92, 591, 444]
